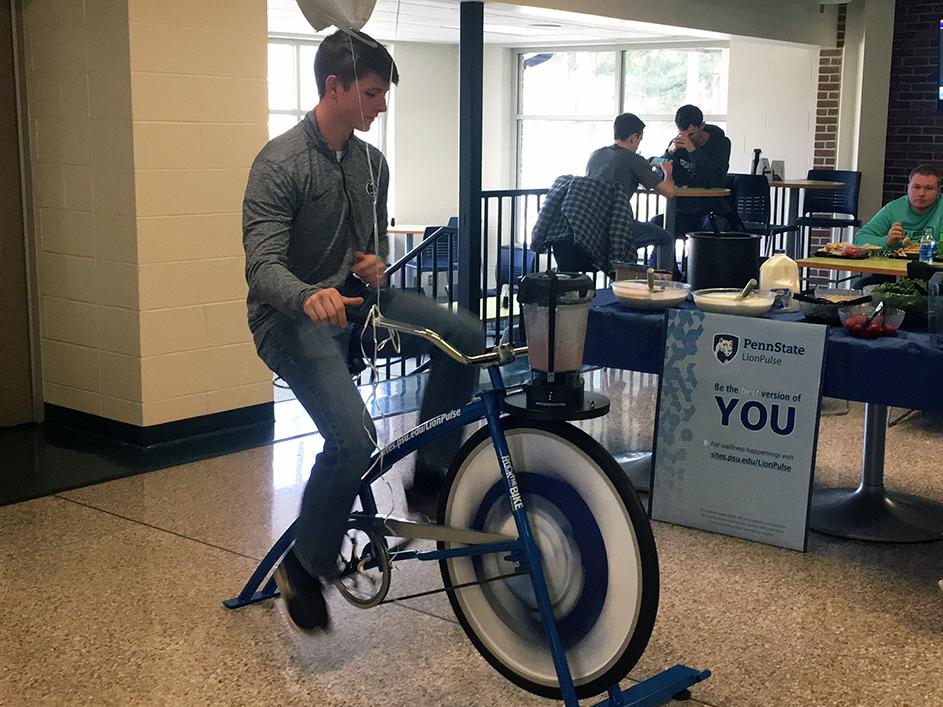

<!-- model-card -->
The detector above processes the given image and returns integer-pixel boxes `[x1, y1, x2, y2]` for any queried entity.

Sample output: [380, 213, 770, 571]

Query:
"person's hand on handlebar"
[303, 288, 364, 328]
[352, 251, 386, 287]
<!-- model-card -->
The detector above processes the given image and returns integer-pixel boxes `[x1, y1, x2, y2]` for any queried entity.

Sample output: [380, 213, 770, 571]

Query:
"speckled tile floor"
[2, 369, 942, 706]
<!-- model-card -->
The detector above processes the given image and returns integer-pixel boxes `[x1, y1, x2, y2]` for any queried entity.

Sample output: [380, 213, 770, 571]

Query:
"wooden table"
[663, 187, 731, 270]
[796, 255, 909, 277]
[387, 224, 428, 236]
[386, 225, 429, 278]
[447, 295, 520, 322]
[769, 180, 845, 258]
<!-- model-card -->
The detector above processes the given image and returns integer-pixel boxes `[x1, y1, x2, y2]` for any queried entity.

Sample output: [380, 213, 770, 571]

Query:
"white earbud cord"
[345, 7, 402, 520]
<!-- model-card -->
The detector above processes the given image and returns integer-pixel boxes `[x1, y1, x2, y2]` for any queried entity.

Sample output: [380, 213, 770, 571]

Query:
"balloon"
[295, 0, 378, 32]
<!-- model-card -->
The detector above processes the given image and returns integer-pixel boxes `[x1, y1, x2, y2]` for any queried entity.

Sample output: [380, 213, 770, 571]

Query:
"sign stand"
[650, 310, 827, 551]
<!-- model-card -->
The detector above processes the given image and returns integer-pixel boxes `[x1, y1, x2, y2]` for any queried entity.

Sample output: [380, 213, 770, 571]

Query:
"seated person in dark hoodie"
[650, 104, 734, 238]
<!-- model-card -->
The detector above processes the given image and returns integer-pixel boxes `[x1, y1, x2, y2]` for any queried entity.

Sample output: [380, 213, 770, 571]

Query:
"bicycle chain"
[377, 568, 528, 605]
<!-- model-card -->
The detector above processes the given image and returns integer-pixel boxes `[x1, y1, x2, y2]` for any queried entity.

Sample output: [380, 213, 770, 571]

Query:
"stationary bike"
[226, 273, 707, 705]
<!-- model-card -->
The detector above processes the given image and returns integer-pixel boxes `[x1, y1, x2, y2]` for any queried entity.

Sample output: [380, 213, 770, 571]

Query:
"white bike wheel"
[438, 419, 659, 700]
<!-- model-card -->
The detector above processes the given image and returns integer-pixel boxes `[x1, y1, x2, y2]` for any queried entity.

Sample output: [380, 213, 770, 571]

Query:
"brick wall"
[807, 5, 846, 282]
[882, 0, 943, 203]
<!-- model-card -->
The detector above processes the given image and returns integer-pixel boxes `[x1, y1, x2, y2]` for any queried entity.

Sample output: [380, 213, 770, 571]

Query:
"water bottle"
[919, 227, 936, 264]
[929, 272, 943, 349]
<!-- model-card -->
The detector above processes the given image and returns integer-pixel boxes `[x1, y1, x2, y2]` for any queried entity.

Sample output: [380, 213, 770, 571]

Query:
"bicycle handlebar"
[346, 295, 527, 368]
[371, 314, 528, 368]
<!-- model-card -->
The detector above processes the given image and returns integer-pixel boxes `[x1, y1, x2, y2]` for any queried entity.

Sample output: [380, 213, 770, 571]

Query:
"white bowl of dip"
[612, 280, 691, 310]
[692, 288, 776, 317]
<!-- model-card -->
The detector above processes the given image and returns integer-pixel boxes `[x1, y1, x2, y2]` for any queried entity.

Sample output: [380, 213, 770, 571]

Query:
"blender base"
[502, 391, 610, 421]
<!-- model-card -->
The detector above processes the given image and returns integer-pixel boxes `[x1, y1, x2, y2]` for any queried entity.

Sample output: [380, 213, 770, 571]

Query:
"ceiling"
[268, 0, 728, 45]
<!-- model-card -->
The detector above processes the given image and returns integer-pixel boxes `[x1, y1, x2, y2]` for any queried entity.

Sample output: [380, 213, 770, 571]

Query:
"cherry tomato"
[844, 315, 866, 328]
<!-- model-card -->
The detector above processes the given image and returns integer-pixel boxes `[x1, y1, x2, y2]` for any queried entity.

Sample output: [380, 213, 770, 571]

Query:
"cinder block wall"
[128, 1, 270, 425]
[23, 0, 271, 427]
[24, 0, 140, 421]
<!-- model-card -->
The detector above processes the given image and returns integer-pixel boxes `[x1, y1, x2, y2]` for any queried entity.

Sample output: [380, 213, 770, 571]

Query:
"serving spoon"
[863, 299, 885, 326]
[738, 278, 758, 299]
[646, 268, 665, 292]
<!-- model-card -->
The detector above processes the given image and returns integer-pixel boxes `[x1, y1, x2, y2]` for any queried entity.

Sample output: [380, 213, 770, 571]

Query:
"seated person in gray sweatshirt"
[585, 113, 677, 271]
[242, 29, 483, 634]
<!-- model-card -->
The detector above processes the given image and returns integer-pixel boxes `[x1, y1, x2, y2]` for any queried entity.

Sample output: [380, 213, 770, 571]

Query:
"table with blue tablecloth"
[585, 289, 943, 542]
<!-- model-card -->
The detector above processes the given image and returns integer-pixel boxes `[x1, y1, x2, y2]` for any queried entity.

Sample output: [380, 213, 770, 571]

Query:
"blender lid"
[517, 271, 595, 304]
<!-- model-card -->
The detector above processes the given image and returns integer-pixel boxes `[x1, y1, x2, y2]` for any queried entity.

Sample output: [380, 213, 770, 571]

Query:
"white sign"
[650, 310, 827, 551]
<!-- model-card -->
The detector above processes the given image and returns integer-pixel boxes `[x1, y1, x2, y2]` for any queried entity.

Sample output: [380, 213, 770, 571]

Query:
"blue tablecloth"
[585, 289, 943, 413]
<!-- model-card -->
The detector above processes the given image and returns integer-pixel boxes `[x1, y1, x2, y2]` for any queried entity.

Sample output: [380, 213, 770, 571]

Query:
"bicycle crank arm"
[349, 513, 514, 545]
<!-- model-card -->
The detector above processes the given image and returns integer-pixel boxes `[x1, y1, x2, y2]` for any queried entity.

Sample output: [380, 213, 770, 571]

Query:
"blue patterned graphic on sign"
[656, 310, 704, 501]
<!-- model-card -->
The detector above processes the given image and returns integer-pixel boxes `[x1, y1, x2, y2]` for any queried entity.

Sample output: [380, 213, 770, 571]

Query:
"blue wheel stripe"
[470, 473, 608, 648]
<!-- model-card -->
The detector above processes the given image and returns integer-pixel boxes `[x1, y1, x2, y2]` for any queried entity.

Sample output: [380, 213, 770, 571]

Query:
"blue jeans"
[630, 219, 674, 271]
[255, 286, 484, 577]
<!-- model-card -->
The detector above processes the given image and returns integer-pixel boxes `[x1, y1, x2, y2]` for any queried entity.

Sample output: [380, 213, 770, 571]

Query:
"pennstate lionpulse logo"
[713, 334, 740, 365]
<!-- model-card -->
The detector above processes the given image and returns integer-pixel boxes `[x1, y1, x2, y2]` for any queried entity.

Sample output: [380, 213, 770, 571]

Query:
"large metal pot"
[686, 231, 761, 291]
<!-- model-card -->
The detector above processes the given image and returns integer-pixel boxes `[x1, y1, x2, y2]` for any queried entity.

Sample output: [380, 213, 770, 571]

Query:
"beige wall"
[388, 43, 515, 228]
[23, 0, 271, 427]
[727, 38, 819, 179]
[128, 0, 270, 425]
[389, 42, 459, 225]
[23, 0, 138, 421]
[482, 45, 515, 190]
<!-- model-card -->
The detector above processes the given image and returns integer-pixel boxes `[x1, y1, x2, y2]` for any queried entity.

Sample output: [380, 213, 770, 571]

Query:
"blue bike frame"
[224, 363, 709, 706]
[227, 365, 583, 703]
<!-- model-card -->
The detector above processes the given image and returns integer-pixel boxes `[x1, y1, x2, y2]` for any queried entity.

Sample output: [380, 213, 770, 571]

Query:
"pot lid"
[517, 271, 594, 304]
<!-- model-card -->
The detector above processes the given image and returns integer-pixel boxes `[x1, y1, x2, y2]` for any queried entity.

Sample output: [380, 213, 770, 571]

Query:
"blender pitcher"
[517, 272, 594, 409]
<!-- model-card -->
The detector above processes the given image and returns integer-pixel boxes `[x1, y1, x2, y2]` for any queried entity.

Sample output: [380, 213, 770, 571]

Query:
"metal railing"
[354, 225, 459, 384]
[478, 187, 667, 346]
[374, 183, 820, 385]
[362, 187, 668, 383]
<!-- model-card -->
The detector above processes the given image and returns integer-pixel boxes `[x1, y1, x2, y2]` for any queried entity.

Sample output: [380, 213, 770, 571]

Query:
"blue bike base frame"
[224, 366, 710, 706]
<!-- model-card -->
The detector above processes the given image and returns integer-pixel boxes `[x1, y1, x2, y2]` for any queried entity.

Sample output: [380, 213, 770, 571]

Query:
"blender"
[516, 272, 594, 410]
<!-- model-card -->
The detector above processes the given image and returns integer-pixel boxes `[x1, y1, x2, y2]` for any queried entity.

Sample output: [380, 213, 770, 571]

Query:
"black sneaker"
[273, 548, 331, 633]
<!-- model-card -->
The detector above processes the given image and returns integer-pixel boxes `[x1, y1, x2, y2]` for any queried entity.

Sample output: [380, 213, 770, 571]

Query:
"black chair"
[907, 260, 943, 281]
[404, 217, 458, 297]
[547, 241, 597, 273]
[481, 245, 538, 345]
[487, 245, 537, 298]
[723, 173, 742, 214]
[795, 169, 862, 257]
[731, 174, 798, 256]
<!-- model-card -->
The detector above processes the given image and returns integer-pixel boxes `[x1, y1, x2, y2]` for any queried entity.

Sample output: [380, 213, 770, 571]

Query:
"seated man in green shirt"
[854, 163, 943, 249]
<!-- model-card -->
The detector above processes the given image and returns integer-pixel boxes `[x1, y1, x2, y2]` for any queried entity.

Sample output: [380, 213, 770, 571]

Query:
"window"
[516, 46, 728, 188]
[267, 37, 384, 149]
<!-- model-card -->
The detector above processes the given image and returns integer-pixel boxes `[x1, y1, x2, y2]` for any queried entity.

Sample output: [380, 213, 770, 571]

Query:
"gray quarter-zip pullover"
[242, 111, 389, 341]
